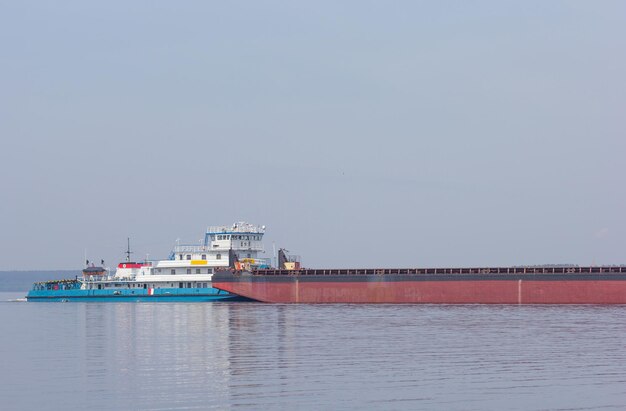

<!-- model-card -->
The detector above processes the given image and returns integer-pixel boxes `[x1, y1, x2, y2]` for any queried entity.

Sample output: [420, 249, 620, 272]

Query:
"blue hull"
[26, 287, 247, 302]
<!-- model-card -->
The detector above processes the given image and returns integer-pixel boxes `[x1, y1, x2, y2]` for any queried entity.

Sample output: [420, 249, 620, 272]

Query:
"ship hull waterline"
[26, 288, 249, 302]
[212, 272, 626, 304]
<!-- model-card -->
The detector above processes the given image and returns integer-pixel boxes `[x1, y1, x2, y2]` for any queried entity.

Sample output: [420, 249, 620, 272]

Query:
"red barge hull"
[212, 267, 626, 304]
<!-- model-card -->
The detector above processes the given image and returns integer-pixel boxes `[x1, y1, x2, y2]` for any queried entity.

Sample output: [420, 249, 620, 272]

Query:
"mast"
[126, 237, 133, 262]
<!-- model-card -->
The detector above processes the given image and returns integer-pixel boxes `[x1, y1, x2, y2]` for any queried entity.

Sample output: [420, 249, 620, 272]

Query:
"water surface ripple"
[1, 295, 625, 410]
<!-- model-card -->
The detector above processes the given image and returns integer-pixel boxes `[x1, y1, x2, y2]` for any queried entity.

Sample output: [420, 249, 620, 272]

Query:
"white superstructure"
[143, 222, 269, 283]
[83, 222, 271, 291]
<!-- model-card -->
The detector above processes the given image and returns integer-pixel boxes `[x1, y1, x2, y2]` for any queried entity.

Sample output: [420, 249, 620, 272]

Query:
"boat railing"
[171, 244, 265, 255]
[32, 279, 82, 291]
[172, 244, 209, 253]
[207, 224, 265, 234]
[250, 266, 626, 276]
[81, 276, 137, 283]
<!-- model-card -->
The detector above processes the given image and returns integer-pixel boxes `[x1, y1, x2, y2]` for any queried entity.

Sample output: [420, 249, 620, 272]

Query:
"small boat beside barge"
[26, 222, 269, 302]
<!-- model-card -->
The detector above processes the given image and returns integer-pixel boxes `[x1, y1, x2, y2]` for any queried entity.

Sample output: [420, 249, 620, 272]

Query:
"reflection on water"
[1, 296, 626, 410]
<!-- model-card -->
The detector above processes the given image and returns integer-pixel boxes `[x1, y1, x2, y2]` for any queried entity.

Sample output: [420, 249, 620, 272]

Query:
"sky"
[0, 1, 624, 270]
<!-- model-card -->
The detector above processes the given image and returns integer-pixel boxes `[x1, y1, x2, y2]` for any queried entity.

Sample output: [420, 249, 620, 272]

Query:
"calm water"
[1, 292, 625, 410]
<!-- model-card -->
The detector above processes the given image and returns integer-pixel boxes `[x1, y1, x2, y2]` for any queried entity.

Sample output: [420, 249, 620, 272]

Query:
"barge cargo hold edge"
[212, 267, 626, 304]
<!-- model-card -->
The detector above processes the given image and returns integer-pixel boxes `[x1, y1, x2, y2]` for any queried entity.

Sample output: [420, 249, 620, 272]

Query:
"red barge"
[213, 264, 626, 304]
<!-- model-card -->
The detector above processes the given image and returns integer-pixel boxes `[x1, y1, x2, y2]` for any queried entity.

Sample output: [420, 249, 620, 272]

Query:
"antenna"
[126, 237, 133, 262]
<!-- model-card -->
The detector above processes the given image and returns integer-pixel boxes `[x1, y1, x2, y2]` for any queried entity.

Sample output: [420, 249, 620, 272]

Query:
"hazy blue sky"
[1, 1, 624, 270]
